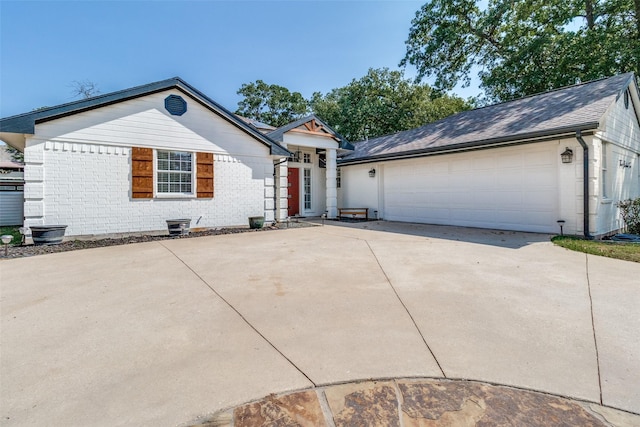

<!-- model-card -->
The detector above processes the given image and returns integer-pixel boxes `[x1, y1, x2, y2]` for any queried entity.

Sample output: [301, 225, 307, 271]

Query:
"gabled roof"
[0, 77, 290, 157]
[236, 115, 276, 133]
[341, 73, 638, 165]
[268, 114, 354, 150]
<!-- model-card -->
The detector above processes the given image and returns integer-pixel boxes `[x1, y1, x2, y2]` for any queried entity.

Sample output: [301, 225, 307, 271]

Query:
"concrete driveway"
[1, 221, 639, 426]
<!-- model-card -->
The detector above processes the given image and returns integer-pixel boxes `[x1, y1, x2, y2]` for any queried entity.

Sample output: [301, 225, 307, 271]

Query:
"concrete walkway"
[1, 221, 638, 426]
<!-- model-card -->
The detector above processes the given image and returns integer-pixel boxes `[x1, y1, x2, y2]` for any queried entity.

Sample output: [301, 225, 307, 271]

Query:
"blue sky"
[0, 0, 481, 118]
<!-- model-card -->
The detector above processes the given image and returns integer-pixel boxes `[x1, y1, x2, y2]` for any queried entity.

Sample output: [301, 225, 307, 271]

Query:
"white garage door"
[383, 143, 559, 233]
[0, 187, 24, 226]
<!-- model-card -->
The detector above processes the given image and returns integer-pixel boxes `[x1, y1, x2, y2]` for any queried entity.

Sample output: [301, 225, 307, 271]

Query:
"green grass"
[552, 235, 640, 263]
[0, 226, 22, 245]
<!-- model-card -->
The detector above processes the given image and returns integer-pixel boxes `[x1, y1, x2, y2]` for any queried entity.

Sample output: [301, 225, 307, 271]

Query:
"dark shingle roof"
[341, 73, 636, 164]
[268, 114, 354, 150]
[0, 77, 290, 157]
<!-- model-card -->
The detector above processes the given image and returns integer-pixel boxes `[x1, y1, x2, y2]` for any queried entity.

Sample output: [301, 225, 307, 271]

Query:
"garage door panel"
[383, 144, 558, 233]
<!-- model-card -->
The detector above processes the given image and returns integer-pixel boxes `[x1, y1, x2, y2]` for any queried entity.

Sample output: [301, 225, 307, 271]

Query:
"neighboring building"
[0, 147, 24, 226]
[338, 73, 640, 237]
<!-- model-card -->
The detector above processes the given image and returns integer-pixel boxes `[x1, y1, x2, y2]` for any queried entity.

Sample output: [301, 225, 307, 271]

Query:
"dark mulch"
[2, 222, 315, 259]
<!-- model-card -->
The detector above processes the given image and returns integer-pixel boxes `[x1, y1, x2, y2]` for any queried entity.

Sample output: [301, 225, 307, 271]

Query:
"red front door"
[288, 169, 300, 217]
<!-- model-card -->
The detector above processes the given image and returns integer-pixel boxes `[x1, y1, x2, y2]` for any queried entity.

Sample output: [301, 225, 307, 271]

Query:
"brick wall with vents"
[23, 141, 274, 237]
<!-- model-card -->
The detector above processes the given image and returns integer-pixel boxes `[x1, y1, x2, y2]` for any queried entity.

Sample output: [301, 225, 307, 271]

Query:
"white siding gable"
[599, 87, 640, 154]
[35, 90, 270, 158]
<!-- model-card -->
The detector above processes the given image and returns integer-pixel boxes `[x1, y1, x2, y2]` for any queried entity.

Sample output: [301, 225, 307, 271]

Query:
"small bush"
[617, 197, 640, 235]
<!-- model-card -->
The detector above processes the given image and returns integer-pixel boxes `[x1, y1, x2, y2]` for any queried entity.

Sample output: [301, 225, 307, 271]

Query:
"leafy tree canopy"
[235, 80, 310, 128]
[310, 67, 470, 142]
[402, 0, 640, 102]
[3, 145, 24, 163]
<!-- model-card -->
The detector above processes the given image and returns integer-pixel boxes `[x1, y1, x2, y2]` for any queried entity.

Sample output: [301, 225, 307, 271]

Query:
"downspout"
[273, 158, 288, 223]
[576, 131, 593, 239]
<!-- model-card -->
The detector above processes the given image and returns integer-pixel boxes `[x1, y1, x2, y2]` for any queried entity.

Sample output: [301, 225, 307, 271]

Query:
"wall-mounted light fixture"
[368, 168, 376, 178]
[561, 148, 574, 164]
[619, 159, 632, 168]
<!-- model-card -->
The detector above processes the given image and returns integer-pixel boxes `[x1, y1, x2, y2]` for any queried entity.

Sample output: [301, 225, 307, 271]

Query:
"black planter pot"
[248, 216, 265, 229]
[30, 225, 68, 245]
[166, 219, 191, 236]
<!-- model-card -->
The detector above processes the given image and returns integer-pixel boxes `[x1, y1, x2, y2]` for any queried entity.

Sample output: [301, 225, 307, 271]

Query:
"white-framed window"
[336, 167, 341, 188]
[156, 150, 193, 194]
[303, 152, 311, 164]
[601, 142, 608, 199]
[303, 168, 311, 210]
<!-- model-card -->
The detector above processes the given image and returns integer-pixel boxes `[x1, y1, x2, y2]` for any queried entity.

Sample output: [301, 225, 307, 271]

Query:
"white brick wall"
[22, 91, 279, 237]
[27, 144, 272, 236]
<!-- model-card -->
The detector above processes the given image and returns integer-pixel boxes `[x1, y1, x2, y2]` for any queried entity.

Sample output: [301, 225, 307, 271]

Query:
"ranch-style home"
[338, 72, 640, 238]
[0, 78, 347, 237]
[0, 73, 638, 239]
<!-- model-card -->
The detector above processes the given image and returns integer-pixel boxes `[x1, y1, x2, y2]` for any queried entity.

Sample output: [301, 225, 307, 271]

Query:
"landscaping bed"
[551, 235, 640, 263]
[1, 221, 314, 259]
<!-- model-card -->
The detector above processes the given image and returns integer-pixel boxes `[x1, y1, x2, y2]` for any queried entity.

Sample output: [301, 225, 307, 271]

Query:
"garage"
[382, 143, 559, 233]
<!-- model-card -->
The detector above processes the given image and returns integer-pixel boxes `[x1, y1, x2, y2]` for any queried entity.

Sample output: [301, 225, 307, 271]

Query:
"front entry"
[288, 168, 300, 216]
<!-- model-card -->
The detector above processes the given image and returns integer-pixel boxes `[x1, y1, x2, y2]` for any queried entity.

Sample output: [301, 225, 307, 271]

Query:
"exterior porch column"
[274, 160, 289, 221]
[325, 148, 337, 218]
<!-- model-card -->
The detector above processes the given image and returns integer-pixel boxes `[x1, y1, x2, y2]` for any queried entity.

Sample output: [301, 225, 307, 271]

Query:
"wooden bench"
[338, 208, 369, 220]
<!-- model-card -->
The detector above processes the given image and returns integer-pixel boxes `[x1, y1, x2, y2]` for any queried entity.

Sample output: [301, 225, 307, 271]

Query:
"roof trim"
[338, 124, 599, 166]
[0, 77, 290, 157]
[268, 114, 354, 151]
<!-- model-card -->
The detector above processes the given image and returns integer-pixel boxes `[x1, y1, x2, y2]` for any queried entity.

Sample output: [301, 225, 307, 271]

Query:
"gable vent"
[624, 90, 629, 109]
[165, 94, 187, 116]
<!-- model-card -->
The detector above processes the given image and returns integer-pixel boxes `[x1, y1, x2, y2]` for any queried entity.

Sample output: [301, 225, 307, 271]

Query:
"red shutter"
[196, 152, 214, 198]
[131, 147, 153, 199]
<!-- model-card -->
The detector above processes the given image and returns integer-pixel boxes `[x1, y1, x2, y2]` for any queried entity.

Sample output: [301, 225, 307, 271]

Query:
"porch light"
[561, 147, 573, 164]
[368, 168, 376, 178]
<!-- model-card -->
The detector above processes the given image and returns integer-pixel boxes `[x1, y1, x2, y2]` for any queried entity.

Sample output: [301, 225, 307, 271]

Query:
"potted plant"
[166, 219, 191, 236]
[30, 225, 68, 245]
[248, 216, 264, 229]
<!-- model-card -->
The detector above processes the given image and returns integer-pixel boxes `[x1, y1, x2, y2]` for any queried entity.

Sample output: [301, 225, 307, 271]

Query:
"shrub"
[617, 197, 640, 235]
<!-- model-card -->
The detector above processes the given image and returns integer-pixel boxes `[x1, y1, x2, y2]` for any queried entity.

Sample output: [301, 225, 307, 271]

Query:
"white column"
[274, 160, 289, 221]
[22, 137, 45, 234]
[325, 148, 337, 218]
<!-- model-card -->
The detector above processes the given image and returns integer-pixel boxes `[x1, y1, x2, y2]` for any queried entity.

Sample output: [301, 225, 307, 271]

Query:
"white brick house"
[339, 73, 640, 238]
[0, 78, 295, 237]
[2, 74, 638, 239]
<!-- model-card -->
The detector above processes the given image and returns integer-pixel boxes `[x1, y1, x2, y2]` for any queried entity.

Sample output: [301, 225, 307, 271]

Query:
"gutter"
[339, 124, 599, 167]
[576, 131, 593, 239]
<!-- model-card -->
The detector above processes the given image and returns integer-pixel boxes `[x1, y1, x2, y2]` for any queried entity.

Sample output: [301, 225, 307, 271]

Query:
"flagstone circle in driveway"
[1, 221, 638, 426]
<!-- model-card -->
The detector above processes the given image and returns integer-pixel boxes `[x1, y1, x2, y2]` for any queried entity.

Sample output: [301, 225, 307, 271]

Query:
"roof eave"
[338, 124, 599, 166]
[1, 77, 291, 157]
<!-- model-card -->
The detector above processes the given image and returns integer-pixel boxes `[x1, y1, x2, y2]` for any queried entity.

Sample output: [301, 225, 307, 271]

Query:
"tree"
[235, 80, 310, 127]
[69, 79, 100, 99]
[310, 68, 469, 142]
[401, 0, 640, 102]
[3, 145, 24, 163]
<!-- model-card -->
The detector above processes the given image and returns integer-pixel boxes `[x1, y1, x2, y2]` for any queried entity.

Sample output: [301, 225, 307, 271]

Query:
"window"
[157, 150, 193, 194]
[601, 142, 608, 199]
[289, 151, 300, 163]
[303, 152, 311, 164]
[336, 167, 341, 188]
[304, 168, 311, 210]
